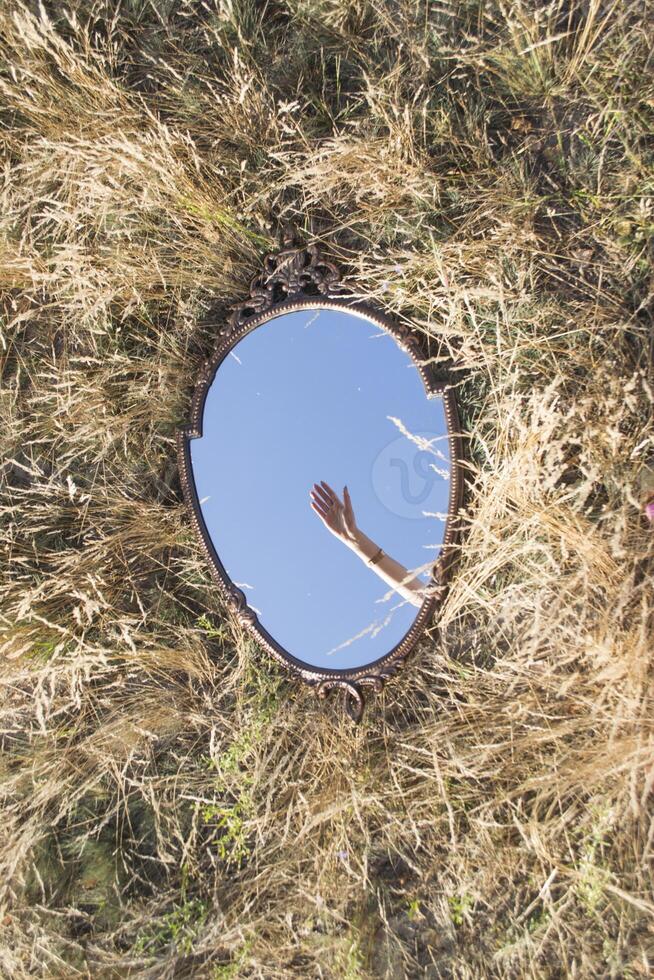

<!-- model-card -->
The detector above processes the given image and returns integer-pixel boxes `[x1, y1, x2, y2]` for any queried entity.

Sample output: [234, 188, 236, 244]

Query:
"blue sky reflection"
[190, 308, 450, 671]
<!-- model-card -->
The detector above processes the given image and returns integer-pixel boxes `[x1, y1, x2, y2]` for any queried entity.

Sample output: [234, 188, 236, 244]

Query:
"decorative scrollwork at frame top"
[228, 240, 344, 330]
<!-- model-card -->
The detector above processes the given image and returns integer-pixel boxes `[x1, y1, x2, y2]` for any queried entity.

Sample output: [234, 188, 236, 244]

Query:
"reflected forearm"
[345, 528, 426, 608]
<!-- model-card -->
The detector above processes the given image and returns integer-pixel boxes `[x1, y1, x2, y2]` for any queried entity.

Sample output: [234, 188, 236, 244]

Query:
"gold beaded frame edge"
[177, 242, 465, 723]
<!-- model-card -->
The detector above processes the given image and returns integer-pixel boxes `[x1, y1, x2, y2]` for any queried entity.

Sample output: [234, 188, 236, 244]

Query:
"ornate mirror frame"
[177, 236, 465, 722]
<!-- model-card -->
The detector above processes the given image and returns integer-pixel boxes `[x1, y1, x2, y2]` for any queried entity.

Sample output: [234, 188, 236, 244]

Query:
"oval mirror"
[178, 240, 464, 721]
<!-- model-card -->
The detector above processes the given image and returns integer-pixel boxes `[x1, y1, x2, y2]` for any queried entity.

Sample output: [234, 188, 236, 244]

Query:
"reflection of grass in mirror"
[323, 598, 407, 657]
[2, 0, 652, 976]
[323, 560, 442, 657]
[387, 415, 451, 478]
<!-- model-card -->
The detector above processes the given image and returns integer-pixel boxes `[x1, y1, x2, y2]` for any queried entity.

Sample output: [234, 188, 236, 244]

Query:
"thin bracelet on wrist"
[367, 546, 384, 565]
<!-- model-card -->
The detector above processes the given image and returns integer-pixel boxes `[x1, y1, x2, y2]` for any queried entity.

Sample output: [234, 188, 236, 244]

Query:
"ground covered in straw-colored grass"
[1, 1, 653, 976]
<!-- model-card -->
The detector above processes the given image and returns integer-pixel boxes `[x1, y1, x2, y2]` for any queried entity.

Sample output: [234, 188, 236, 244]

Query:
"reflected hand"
[310, 481, 359, 545]
[310, 479, 425, 607]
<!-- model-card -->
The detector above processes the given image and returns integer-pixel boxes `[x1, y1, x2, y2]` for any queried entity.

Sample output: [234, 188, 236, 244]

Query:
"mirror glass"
[190, 306, 451, 672]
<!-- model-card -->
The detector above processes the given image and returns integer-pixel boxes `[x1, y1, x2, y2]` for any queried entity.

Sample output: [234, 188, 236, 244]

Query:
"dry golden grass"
[1, 0, 653, 977]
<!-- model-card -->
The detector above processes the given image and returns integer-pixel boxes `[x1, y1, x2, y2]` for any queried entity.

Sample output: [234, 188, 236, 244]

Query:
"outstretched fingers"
[343, 484, 354, 516]
[310, 499, 329, 522]
[311, 482, 337, 510]
[310, 481, 348, 535]
[310, 483, 332, 518]
[320, 480, 341, 505]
